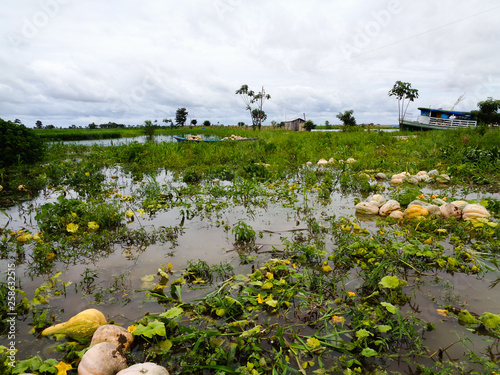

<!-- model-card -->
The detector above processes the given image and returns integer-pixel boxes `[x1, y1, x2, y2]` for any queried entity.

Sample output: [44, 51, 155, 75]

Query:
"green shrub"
[0, 119, 45, 167]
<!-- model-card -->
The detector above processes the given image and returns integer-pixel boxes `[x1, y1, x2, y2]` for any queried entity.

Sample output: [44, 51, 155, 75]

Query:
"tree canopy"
[388, 81, 419, 124]
[175, 108, 188, 126]
[0, 118, 45, 168]
[235, 85, 271, 130]
[472, 97, 500, 125]
[337, 110, 356, 131]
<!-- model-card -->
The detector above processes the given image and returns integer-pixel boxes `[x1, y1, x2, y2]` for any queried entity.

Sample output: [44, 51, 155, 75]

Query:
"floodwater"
[1, 168, 499, 369]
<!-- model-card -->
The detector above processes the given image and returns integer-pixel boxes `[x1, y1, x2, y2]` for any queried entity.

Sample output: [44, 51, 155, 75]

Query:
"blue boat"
[400, 107, 477, 130]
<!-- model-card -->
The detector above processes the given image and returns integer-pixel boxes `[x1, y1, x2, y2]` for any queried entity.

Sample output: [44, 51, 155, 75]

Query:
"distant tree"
[337, 110, 357, 131]
[388, 81, 419, 124]
[175, 108, 188, 126]
[303, 120, 316, 131]
[325, 120, 332, 129]
[270, 120, 278, 128]
[472, 97, 500, 125]
[88, 122, 97, 129]
[163, 118, 174, 128]
[235, 85, 271, 130]
[45, 124, 55, 129]
[203, 120, 211, 127]
[143, 120, 156, 138]
[14, 119, 21, 124]
[190, 119, 197, 126]
[35, 120, 43, 129]
[251, 109, 267, 129]
[237, 122, 245, 127]
[0, 118, 45, 167]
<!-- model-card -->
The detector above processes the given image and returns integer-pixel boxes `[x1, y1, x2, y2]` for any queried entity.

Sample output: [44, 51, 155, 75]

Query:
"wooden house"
[284, 118, 306, 131]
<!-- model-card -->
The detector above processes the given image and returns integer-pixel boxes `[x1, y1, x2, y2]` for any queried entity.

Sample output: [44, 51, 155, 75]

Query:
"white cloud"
[0, 0, 499, 127]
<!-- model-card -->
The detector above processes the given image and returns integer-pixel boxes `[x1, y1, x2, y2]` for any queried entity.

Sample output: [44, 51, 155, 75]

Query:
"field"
[1, 127, 500, 374]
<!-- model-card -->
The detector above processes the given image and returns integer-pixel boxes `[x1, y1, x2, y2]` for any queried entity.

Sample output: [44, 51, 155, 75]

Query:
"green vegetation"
[0, 126, 499, 374]
[0, 119, 45, 168]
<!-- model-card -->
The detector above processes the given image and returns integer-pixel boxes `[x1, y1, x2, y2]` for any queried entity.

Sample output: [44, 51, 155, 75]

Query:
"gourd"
[462, 204, 490, 220]
[41, 308, 106, 340]
[78, 342, 127, 375]
[404, 205, 429, 219]
[116, 363, 170, 375]
[379, 200, 401, 217]
[369, 194, 386, 208]
[354, 202, 379, 215]
[440, 203, 462, 219]
[90, 325, 134, 351]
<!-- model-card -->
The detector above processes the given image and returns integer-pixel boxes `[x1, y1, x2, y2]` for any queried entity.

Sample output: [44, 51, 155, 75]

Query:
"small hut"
[284, 118, 306, 131]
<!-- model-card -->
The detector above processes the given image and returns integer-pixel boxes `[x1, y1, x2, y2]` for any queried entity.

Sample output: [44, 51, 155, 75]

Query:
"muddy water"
[1, 170, 499, 367]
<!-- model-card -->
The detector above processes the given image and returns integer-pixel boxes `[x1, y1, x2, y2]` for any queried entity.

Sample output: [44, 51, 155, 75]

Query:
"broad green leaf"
[216, 308, 226, 317]
[377, 325, 391, 333]
[132, 321, 166, 338]
[262, 281, 274, 290]
[240, 325, 262, 338]
[265, 299, 278, 307]
[356, 329, 372, 339]
[160, 306, 183, 319]
[381, 302, 397, 314]
[379, 275, 401, 289]
[361, 347, 377, 357]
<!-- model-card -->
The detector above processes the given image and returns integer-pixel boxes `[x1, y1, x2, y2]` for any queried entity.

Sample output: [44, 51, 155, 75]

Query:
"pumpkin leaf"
[379, 275, 402, 289]
[361, 347, 378, 357]
[355, 329, 372, 339]
[132, 320, 166, 338]
[381, 302, 397, 314]
[160, 306, 183, 319]
[306, 337, 321, 350]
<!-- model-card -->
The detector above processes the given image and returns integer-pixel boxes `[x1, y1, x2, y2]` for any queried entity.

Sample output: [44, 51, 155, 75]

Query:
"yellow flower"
[127, 325, 137, 334]
[126, 210, 134, 218]
[71, 212, 77, 217]
[88, 221, 99, 231]
[85, 172, 90, 177]
[137, 209, 146, 216]
[66, 223, 79, 233]
[321, 264, 333, 273]
[257, 294, 265, 304]
[348, 292, 356, 297]
[332, 315, 344, 324]
[55, 361, 72, 375]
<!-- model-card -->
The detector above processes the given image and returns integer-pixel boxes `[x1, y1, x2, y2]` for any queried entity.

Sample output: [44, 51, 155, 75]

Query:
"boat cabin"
[415, 107, 476, 128]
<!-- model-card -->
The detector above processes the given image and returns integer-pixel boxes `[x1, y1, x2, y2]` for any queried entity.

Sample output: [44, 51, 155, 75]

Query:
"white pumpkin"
[389, 210, 404, 219]
[451, 200, 469, 210]
[90, 325, 134, 352]
[379, 200, 401, 216]
[116, 363, 170, 375]
[440, 203, 462, 219]
[355, 202, 379, 215]
[78, 342, 127, 375]
[369, 194, 386, 208]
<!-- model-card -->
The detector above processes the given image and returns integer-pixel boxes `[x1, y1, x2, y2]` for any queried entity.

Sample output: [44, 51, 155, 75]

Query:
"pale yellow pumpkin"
[41, 308, 106, 340]
[462, 204, 491, 220]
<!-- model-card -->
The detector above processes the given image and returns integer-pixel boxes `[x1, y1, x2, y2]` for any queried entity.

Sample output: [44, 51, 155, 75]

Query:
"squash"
[369, 194, 386, 208]
[462, 204, 491, 220]
[440, 203, 462, 219]
[78, 342, 127, 375]
[90, 324, 134, 352]
[42, 308, 106, 340]
[404, 205, 429, 219]
[354, 202, 379, 215]
[116, 363, 170, 375]
[379, 200, 401, 217]
[389, 210, 404, 220]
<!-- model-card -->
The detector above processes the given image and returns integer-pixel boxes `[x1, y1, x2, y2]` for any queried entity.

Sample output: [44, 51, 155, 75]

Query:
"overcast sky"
[1, 0, 500, 128]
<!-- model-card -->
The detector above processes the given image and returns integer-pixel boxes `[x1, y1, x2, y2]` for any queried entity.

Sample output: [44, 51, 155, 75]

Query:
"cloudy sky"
[1, 0, 499, 128]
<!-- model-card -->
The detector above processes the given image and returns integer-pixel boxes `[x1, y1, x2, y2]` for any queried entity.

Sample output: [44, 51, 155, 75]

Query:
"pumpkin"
[116, 363, 170, 375]
[42, 308, 106, 340]
[369, 194, 386, 208]
[389, 210, 404, 220]
[440, 203, 462, 219]
[462, 204, 491, 220]
[317, 159, 328, 166]
[379, 200, 401, 217]
[404, 205, 429, 219]
[355, 202, 379, 215]
[451, 200, 469, 210]
[78, 342, 127, 375]
[90, 324, 134, 352]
